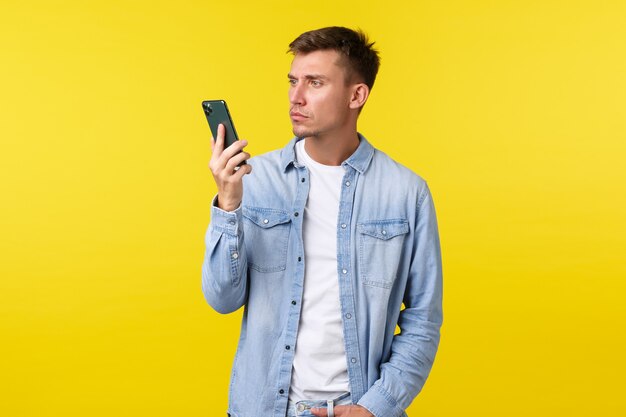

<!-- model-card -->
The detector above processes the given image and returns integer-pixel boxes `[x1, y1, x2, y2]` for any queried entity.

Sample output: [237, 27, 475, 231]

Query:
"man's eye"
[289, 79, 297, 86]
[311, 80, 321, 87]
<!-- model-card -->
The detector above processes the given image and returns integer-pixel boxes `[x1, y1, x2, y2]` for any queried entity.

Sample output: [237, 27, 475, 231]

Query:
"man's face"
[288, 50, 354, 139]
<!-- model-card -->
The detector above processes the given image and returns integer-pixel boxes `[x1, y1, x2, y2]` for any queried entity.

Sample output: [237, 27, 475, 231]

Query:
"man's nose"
[289, 83, 305, 106]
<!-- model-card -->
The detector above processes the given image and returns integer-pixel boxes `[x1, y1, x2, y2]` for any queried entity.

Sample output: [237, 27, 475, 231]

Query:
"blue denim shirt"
[202, 135, 443, 417]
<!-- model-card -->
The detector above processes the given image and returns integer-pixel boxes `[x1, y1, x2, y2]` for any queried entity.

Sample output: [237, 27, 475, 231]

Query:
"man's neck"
[303, 130, 360, 166]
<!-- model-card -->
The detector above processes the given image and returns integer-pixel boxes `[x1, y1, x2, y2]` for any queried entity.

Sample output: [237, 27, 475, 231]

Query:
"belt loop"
[327, 399, 334, 417]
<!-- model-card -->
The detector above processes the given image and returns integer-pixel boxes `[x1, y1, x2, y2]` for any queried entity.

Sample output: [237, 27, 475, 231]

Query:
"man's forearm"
[201, 195, 248, 314]
[358, 183, 443, 417]
[356, 308, 442, 416]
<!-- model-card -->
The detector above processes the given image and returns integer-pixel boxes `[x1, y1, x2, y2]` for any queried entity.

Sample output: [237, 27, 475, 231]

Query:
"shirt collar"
[280, 133, 375, 174]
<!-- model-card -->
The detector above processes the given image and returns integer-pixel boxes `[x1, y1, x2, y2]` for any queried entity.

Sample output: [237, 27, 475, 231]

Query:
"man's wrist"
[214, 195, 240, 212]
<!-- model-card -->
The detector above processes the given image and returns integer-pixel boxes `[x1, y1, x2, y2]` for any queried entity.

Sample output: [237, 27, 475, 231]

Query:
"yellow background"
[1, 0, 625, 415]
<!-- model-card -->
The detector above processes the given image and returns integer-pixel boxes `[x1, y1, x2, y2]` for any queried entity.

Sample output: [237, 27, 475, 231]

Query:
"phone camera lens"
[204, 103, 213, 114]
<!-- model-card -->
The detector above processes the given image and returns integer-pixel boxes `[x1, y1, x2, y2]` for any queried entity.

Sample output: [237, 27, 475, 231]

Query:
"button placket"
[278, 165, 308, 400]
[335, 168, 366, 397]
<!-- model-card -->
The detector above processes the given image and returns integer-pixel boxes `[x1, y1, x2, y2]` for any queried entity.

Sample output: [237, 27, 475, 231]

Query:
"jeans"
[286, 392, 352, 417]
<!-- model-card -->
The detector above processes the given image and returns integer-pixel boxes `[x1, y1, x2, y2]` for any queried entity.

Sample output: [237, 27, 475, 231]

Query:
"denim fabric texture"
[286, 392, 351, 417]
[202, 135, 443, 417]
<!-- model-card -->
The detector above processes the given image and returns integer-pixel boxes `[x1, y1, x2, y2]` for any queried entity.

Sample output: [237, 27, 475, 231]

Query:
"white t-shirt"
[288, 139, 350, 401]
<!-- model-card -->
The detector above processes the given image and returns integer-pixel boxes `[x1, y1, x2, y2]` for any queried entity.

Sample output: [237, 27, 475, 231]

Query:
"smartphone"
[202, 100, 241, 150]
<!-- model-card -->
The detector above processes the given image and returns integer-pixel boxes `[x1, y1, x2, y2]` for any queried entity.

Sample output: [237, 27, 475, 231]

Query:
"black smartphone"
[202, 100, 240, 150]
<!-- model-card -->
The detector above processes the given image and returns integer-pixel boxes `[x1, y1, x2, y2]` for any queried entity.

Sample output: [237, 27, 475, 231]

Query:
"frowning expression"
[288, 49, 355, 139]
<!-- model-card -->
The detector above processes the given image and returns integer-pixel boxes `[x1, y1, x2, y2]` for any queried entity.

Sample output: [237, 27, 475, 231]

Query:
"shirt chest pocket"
[357, 219, 409, 289]
[242, 206, 292, 273]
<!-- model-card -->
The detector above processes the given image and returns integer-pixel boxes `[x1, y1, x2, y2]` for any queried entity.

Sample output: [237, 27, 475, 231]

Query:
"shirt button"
[297, 403, 306, 412]
[298, 256, 302, 262]
[342, 269, 347, 274]
[351, 358, 357, 363]
[345, 181, 351, 187]
[263, 219, 269, 224]
[341, 224, 347, 229]
[301, 178, 306, 182]
[294, 212, 299, 217]
[285, 345, 290, 350]
[345, 313, 352, 319]
[279, 389, 285, 394]
[291, 300, 297, 305]
[231, 252, 239, 260]
[382, 230, 387, 235]
[228, 220, 235, 225]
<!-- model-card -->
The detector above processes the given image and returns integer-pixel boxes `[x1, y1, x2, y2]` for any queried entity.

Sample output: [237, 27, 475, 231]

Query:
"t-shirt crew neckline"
[296, 139, 346, 172]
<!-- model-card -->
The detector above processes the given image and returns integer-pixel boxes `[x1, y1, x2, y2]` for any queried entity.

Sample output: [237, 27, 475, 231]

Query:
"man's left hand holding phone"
[204, 100, 252, 212]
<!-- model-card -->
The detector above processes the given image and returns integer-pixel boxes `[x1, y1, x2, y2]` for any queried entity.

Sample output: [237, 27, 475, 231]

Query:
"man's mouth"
[290, 111, 309, 121]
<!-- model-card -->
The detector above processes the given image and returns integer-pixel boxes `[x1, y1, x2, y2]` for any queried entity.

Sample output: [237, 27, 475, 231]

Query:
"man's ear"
[349, 83, 370, 110]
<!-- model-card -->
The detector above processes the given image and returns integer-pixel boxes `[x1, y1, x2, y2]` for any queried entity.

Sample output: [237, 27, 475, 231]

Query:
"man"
[202, 26, 443, 417]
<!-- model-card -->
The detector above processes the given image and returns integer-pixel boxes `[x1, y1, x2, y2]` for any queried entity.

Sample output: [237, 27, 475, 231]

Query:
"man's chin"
[292, 127, 313, 138]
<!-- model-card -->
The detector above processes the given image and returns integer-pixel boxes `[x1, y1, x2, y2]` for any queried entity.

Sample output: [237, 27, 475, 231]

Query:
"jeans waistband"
[287, 392, 351, 417]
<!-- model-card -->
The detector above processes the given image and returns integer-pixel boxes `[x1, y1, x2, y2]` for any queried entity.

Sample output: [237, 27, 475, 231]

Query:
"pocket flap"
[358, 219, 409, 240]
[243, 206, 291, 228]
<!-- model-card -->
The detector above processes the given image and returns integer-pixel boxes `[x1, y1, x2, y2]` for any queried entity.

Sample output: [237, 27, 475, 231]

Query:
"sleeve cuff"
[357, 383, 406, 417]
[210, 194, 242, 237]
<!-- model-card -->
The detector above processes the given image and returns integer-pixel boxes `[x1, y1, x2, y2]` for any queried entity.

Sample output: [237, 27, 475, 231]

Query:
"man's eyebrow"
[287, 73, 329, 80]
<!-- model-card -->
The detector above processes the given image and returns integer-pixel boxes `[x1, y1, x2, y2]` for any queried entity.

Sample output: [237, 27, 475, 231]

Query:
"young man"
[202, 27, 443, 417]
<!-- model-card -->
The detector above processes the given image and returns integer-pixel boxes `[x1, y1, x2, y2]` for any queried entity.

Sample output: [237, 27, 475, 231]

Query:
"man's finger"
[224, 151, 251, 172]
[231, 163, 253, 181]
[217, 139, 249, 168]
[310, 407, 328, 417]
[213, 123, 225, 155]
[311, 405, 372, 417]
[215, 140, 248, 170]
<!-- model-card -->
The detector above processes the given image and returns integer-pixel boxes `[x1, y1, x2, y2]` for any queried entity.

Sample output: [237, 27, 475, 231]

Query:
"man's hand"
[209, 123, 252, 211]
[310, 405, 374, 417]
